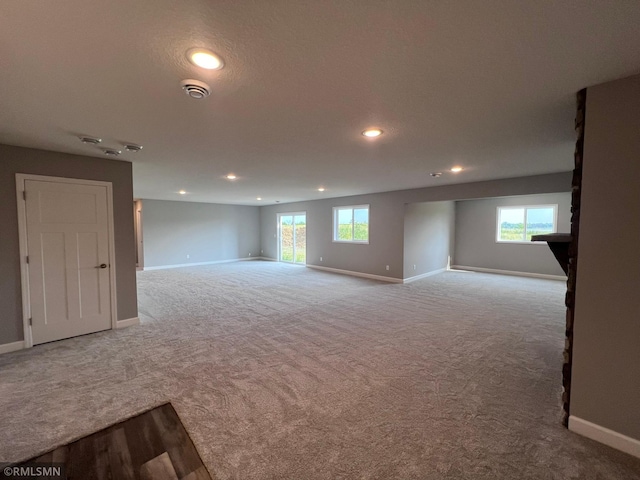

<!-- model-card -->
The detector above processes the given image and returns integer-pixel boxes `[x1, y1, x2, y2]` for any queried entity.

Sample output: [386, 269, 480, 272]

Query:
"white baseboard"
[1, 320, 140, 352]
[0, 340, 25, 355]
[143, 257, 258, 271]
[451, 265, 566, 281]
[116, 317, 140, 329]
[403, 268, 447, 284]
[307, 264, 402, 283]
[569, 416, 640, 459]
[256, 256, 277, 261]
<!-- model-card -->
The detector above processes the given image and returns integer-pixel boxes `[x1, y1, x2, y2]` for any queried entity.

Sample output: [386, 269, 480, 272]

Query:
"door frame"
[134, 199, 144, 270]
[15, 174, 118, 348]
[277, 211, 306, 264]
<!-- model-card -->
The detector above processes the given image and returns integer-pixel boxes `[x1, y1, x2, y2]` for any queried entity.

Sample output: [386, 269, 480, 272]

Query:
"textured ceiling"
[1, 1, 640, 205]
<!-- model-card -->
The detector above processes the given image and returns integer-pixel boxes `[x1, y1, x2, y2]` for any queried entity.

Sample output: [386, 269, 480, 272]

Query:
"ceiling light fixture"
[318, 187, 325, 192]
[179, 190, 187, 195]
[430, 172, 442, 177]
[256, 197, 262, 200]
[187, 48, 224, 70]
[102, 148, 121, 156]
[124, 144, 143, 152]
[362, 129, 383, 138]
[79, 136, 102, 145]
[451, 166, 463, 173]
[226, 174, 237, 180]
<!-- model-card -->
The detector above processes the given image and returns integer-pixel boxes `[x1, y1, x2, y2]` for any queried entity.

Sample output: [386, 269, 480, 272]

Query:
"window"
[496, 205, 557, 243]
[333, 205, 369, 243]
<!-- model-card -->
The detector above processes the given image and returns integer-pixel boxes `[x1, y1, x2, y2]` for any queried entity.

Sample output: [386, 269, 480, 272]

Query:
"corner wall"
[403, 202, 455, 279]
[570, 74, 640, 446]
[0, 144, 138, 345]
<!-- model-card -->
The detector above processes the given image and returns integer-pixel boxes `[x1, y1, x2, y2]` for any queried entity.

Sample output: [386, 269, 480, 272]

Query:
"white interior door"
[24, 179, 112, 344]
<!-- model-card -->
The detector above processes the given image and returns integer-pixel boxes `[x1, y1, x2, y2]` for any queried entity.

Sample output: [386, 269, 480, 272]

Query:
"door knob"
[97, 264, 107, 269]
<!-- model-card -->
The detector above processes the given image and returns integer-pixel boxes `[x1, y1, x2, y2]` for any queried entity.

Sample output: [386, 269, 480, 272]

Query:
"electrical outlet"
[320, 256, 323, 262]
[386, 265, 389, 271]
[249, 253, 252, 256]
[186, 254, 190, 259]
[261, 249, 263, 254]
[413, 264, 416, 270]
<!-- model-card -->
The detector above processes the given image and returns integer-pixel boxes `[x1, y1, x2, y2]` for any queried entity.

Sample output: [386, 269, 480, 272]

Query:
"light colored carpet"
[1, 261, 639, 479]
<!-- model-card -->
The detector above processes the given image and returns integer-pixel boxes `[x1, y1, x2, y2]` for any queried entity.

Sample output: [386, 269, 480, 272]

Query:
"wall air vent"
[181, 79, 211, 99]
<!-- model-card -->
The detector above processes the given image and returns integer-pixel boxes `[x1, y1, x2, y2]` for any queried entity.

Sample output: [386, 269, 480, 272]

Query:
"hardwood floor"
[22, 403, 211, 480]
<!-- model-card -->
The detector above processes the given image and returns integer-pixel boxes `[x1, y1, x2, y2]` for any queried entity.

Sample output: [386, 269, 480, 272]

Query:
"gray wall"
[261, 193, 406, 278]
[0, 144, 138, 345]
[260, 172, 571, 280]
[454, 193, 571, 276]
[142, 200, 260, 268]
[403, 202, 455, 279]
[571, 74, 640, 440]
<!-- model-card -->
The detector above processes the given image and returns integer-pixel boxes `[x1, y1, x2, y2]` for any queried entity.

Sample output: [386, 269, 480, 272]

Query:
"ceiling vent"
[79, 136, 102, 145]
[124, 144, 143, 152]
[181, 79, 211, 99]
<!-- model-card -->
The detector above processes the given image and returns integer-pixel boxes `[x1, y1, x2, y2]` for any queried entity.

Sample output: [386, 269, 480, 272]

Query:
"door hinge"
[29, 318, 32, 326]
[26, 255, 29, 264]
[23, 190, 26, 201]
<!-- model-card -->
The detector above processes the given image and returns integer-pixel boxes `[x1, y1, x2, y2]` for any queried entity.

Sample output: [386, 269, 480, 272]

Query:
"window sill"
[496, 240, 548, 245]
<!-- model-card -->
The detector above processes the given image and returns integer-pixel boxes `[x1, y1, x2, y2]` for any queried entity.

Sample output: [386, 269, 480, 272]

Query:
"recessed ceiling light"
[187, 48, 224, 70]
[256, 197, 262, 200]
[102, 148, 121, 156]
[124, 144, 143, 152]
[226, 174, 237, 180]
[362, 129, 383, 138]
[318, 187, 325, 192]
[451, 166, 463, 173]
[79, 136, 102, 145]
[179, 190, 187, 195]
[430, 172, 442, 177]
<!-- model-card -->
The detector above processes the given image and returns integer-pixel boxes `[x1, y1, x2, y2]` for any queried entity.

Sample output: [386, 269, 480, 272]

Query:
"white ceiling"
[1, 1, 640, 205]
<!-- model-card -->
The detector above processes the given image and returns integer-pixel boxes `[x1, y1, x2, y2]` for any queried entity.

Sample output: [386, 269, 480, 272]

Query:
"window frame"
[332, 204, 370, 244]
[495, 204, 558, 244]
